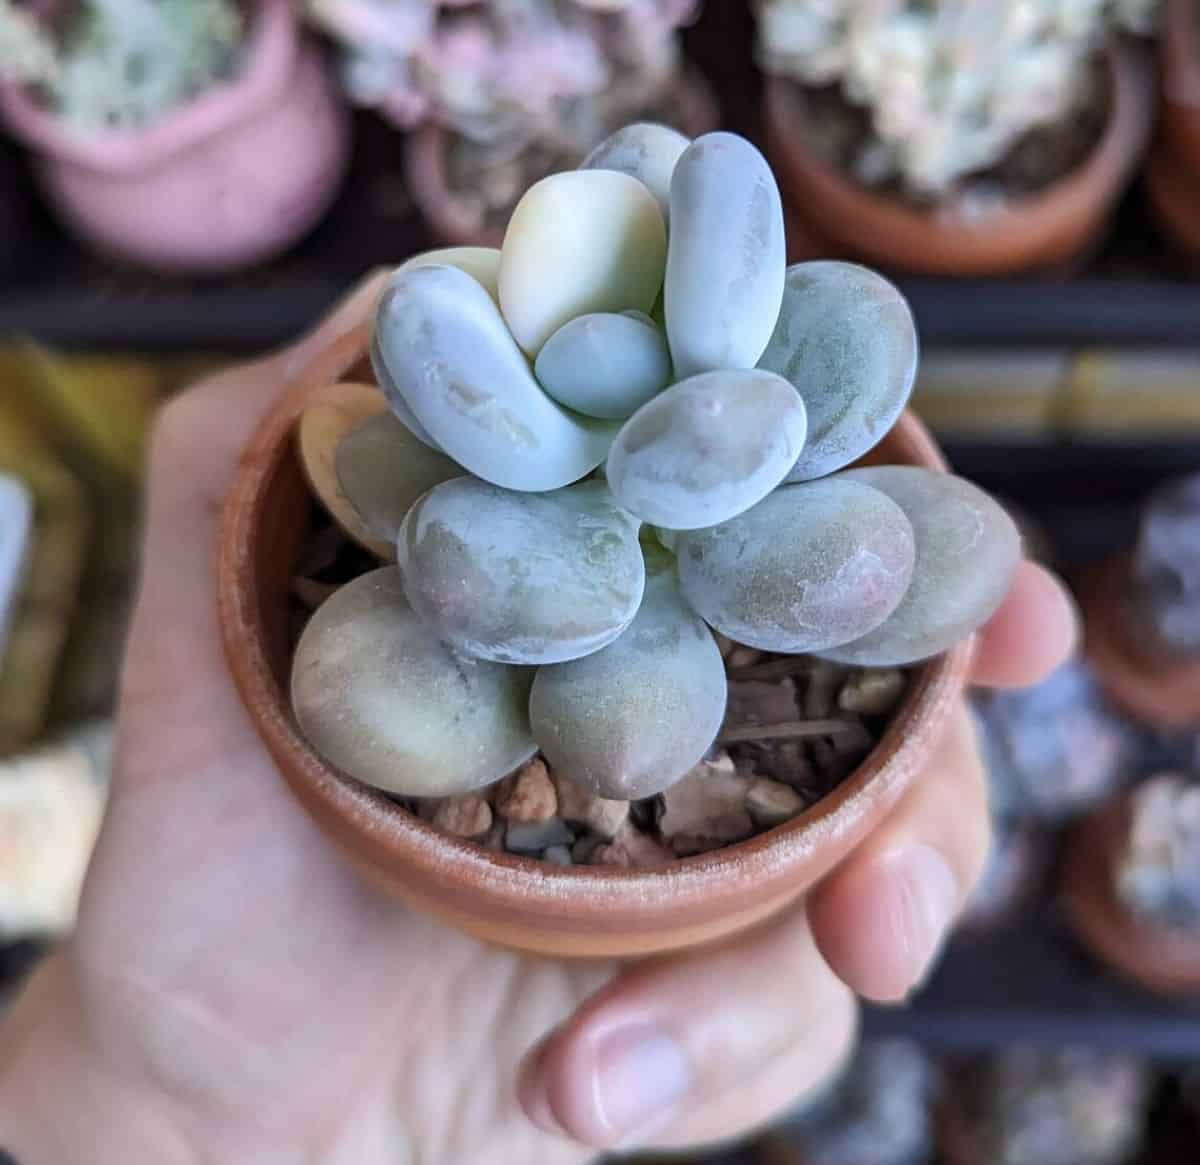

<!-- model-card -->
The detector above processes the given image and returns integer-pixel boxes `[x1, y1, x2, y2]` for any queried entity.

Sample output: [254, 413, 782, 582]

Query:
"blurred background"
[2, 1, 1200, 1161]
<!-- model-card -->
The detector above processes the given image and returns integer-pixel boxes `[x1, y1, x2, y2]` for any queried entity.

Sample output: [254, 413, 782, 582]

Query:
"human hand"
[0, 275, 1076, 1164]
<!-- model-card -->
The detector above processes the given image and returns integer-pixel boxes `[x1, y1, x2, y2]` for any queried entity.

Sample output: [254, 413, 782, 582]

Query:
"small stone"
[552, 770, 630, 840]
[592, 823, 674, 867]
[726, 645, 764, 670]
[805, 660, 846, 719]
[746, 778, 807, 829]
[493, 759, 558, 824]
[505, 817, 575, 855]
[726, 679, 798, 728]
[431, 795, 493, 839]
[543, 845, 573, 866]
[714, 633, 736, 659]
[571, 833, 606, 864]
[838, 668, 906, 716]
[659, 753, 754, 847]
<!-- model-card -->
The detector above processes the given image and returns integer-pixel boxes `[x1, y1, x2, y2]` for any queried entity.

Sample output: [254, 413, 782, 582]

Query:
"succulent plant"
[963, 1047, 1151, 1165]
[1115, 772, 1200, 931]
[755, 0, 1156, 200]
[780, 1040, 937, 1165]
[1130, 472, 1200, 656]
[976, 660, 1136, 824]
[0, 0, 244, 130]
[292, 122, 1021, 813]
[305, 0, 693, 143]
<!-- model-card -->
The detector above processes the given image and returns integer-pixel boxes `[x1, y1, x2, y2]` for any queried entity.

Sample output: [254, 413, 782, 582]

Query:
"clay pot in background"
[0, 0, 351, 274]
[1062, 788, 1200, 996]
[1079, 553, 1200, 731]
[763, 41, 1154, 276]
[216, 325, 971, 960]
[1148, 0, 1200, 262]
[405, 66, 719, 247]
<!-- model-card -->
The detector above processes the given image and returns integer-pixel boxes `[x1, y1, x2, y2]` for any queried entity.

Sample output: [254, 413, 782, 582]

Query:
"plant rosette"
[0, 0, 350, 274]
[1063, 774, 1200, 997]
[758, 22, 1152, 278]
[1081, 473, 1200, 730]
[219, 123, 1021, 959]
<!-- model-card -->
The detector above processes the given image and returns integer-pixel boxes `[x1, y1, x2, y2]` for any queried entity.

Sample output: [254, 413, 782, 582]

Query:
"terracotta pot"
[1062, 789, 1200, 996]
[1078, 554, 1200, 731]
[405, 65, 720, 246]
[0, 0, 351, 274]
[217, 327, 971, 959]
[762, 41, 1154, 276]
[1160, 0, 1200, 172]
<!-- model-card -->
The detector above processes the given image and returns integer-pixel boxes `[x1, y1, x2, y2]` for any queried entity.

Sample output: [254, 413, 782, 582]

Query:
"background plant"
[755, 0, 1159, 198]
[0, 0, 244, 130]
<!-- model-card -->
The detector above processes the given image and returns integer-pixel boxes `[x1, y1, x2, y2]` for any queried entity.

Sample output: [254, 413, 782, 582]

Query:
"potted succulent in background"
[759, 1040, 938, 1165]
[1064, 772, 1200, 995]
[1081, 472, 1200, 730]
[1146, 0, 1200, 263]
[0, 0, 351, 273]
[219, 124, 1021, 958]
[939, 1047, 1153, 1165]
[304, 0, 717, 244]
[754, 0, 1156, 276]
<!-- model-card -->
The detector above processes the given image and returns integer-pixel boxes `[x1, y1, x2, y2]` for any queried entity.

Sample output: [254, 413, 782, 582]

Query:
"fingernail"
[590, 1023, 690, 1146]
[889, 844, 959, 995]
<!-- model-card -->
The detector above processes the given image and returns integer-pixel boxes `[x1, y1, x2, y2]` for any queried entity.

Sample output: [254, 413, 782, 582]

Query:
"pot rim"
[217, 325, 971, 927]
[0, 0, 297, 175]
[763, 38, 1152, 240]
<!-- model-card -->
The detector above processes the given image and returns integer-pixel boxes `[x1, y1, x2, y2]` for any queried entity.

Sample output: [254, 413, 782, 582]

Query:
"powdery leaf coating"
[677, 478, 915, 654]
[396, 245, 500, 301]
[605, 369, 808, 530]
[580, 121, 691, 222]
[335, 411, 462, 543]
[534, 312, 673, 420]
[757, 262, 917, 482]
[530, 566, 727, 799]
[397, 477, 645, 665]
[820, 466, 1022, 667]
[291, 568, 535, 797]
[374, 265, 618, 490]
[370, 326, 443, 451]
[665, 132, 786, 378]
[498, 169, 667, 355]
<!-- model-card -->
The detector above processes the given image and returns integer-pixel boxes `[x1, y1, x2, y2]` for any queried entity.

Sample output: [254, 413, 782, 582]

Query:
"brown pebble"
[714, 633, 736, 659]
[493, 758, 557, 823]
[726, 679, 798, 728]
[746, 777, 807, 829]
[431, 795, 493, 839]
[290, 576, 339, 611]
[571, 833, 606, 864]
[552, 770, 629, 840]
[726, 644, 764, 669]
[804, 660, 846, 718]
[659, 753, 754, 847]
[593, 823, 674, 868]
[838, 668, 906, 716]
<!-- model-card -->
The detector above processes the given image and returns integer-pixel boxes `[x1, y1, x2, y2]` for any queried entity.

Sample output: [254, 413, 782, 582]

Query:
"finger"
[807, 703, 989, 1003]
[970, 561, 1079, 689]
[517, 908, 857, 1151]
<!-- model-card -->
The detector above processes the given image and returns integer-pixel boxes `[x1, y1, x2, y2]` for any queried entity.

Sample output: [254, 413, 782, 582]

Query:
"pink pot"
[0, 0, 351, 274]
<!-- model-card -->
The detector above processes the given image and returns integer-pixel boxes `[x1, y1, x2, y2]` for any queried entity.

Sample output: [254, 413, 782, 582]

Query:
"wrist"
[0, 954, 197, 1165]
